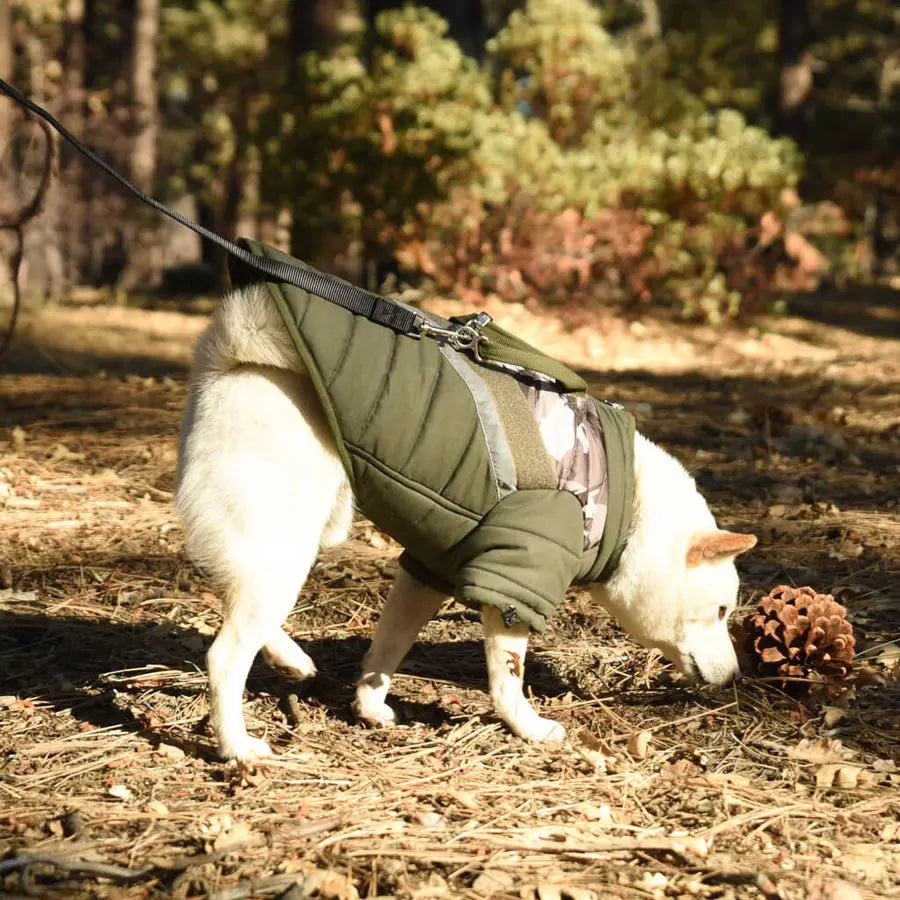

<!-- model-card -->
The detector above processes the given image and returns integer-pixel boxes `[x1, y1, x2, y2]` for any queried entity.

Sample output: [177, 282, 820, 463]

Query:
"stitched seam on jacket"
[436, 413, 481, 498]
[458, 583, 550, 619]
[461, 563, 567, 598]
[347, 443, 482, 520]
[358, 330, 399, 442]
[326, 313, 359, 389]
[397, 356, 443, 472]
[484, 510, 584, 559]
[474, 523, 582, 561]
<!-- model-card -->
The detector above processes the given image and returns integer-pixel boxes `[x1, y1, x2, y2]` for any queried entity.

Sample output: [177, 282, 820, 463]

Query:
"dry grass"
[1, 291, 899, 899]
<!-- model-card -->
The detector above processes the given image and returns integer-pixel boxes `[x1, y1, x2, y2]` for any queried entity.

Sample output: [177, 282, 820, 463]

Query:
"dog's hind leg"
[482, 607, 565, 743]
[209, 560, 318, 761]
[353, 568, 447, 727]
[178, 366, 346, 761]
[261, 482, 352, 680]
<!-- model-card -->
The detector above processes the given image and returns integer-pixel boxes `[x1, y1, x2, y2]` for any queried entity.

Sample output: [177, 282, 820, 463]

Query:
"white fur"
[176, 285, 748, 761]
[589, 434, 742, 685]
[352, 567, 446, 727]
[482, 606, 566, 742]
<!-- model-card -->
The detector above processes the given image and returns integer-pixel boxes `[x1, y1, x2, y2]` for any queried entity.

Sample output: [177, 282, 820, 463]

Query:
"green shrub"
[283, 0, 805, 323]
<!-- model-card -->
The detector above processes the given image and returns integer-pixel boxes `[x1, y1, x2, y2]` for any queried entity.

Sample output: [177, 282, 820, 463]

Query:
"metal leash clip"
[418, 311, 492, 360]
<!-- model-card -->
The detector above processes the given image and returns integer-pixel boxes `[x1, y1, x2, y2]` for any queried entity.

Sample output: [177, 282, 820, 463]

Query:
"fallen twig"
[479, 834, 709, 859]
[207, 873, 307, 900]
[0, 853, 152, 884]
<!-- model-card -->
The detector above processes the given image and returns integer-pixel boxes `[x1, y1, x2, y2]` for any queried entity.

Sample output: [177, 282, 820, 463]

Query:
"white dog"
[176, 284, 756, 762]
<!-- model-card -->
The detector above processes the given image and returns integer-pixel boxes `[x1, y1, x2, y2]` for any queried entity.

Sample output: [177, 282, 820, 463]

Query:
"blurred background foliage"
[1, 0, 897, 323]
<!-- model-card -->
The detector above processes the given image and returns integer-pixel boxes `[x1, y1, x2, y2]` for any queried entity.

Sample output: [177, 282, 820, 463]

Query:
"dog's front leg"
[353, 568, 447, 727]
[482, 607, 565, 743]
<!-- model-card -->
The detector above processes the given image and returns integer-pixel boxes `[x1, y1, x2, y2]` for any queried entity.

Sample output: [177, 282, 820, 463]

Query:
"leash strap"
[0, 77, 426, 336]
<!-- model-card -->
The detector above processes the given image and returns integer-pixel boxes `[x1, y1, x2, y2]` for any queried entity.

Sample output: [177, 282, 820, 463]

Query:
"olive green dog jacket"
[230, 241, 635, 632]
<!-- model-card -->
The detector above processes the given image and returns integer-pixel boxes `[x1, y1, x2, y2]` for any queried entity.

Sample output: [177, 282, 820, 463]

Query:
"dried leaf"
[828, 541, 863, 560]
[536, 887, 597, 900]
[412, 810, 444, 829]
[536, 885, 563, 900]
[306, 868, 360, 900]
[579, 803, 612, 822]
[815, 764, 866, 789]
[670, 836, 709, 858]
[838, 843, 889, 881]
[806, 879, 864, 900]
[563, 889, 596, 900]
[107, 784, 134, 801]
[702, 772, 752, 788]
[873, 643, 899, 670]
[626, 731, 652, 759]
[472, 870, 514, 894]
[213, 819, 254, 853]
[156, 742, 185, 761]
[575, 729, 614, 771]
[576, 747, 607, 772]
[639, 873, 668, 891]
[789, 738, 855, 764]
[447, 789, 478, 810]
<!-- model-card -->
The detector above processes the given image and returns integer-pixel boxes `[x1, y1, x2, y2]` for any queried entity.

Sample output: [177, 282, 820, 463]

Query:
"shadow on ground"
[0, 609, 576, 753]
[785, 283, 900, 341]
[3, 283, 898, 377]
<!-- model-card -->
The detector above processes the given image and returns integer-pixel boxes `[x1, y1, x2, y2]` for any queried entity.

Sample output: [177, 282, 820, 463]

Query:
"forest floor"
[0, 286, 898, 900]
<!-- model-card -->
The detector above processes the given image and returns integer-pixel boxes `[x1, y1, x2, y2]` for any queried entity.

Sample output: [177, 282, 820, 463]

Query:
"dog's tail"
[194, 283, 307, 375]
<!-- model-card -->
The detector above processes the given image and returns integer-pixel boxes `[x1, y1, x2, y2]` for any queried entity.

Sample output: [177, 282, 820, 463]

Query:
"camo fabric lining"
[520, 384, 610, 550]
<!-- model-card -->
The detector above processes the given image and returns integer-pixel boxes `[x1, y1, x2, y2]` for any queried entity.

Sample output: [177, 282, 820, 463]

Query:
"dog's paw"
[265, 658, 318, 682]
[261, 643, 317, 681]
[220, 735, 273, 762]
[521, 718, 566, 744]
[352, 697, 397, 729]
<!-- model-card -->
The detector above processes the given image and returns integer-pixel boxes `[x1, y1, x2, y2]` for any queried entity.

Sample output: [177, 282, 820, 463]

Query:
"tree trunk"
[118, 0, 160, 289]
[131, 0, 158, 193]
[776, 0, 813, 141]
[290, 0, 339, 60]
[288, 0, 340, 266]
[0, 0, 12, 156]
[28, 0, 86, 298]
[0, 0, 12, 292]
[60, 0, 87, 287]
[216, 88, 251, 289]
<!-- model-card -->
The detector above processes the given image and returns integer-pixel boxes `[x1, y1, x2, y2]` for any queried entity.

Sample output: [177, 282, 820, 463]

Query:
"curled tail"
[193, 283, 307, 375]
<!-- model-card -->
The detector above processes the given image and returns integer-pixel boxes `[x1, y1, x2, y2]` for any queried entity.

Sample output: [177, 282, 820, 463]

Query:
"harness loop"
[417, 312, 492, 358]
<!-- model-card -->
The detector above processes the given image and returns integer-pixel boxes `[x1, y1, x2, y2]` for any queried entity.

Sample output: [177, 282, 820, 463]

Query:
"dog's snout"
[690, 651, 741, 687]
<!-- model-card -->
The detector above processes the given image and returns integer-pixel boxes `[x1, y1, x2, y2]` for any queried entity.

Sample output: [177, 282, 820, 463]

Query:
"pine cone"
[745, 585, 855, 691]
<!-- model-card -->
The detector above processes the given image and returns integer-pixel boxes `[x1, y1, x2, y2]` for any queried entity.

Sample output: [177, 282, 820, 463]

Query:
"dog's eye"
[717, 606, 728, 621]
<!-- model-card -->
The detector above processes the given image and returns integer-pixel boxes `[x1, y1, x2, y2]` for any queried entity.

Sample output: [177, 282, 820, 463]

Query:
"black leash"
[0, 77, 426, 336]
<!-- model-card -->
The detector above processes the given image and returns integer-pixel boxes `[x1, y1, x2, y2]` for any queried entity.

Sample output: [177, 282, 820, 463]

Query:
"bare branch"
[0, 112, 55, 357]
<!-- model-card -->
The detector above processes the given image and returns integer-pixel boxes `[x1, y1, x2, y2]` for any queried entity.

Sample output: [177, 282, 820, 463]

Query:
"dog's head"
[589, 434, 757, 685]
[592, 529, 756, 684]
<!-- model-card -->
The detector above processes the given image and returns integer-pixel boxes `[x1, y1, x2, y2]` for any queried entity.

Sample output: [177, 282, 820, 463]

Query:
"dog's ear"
[686, 531, 757, 567]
